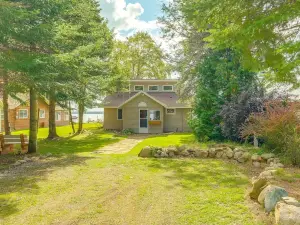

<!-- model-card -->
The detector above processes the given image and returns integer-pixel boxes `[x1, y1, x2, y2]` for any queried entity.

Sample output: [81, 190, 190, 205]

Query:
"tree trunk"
[2, 70, 11, 135]
[28, 87, 38, 153]
[47, 87, 58, 139]
[77, 101, 84, 134]
[69, 101, 75, 134]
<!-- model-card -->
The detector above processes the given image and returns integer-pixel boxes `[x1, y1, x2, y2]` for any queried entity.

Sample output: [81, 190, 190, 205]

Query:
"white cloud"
[98, 0, 158, 33]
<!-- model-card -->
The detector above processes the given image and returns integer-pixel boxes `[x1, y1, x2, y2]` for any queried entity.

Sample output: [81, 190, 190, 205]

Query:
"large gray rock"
[234, 151, 244, 160]
[253, 161, 261, 168]
[225, 148, 234, 159]
[138, 146, 152, 158]
[275, 201, 300, 225]
[194, 150, 209, 158]
[249, 177, 268, 200]
[177, 145, 187, 152]
[258, 185, 288, 212]
[215, 151, 224, 158]
[259, 170, 277, 179]
[265, 187, 288, 213]
[208, 148, 216, 158]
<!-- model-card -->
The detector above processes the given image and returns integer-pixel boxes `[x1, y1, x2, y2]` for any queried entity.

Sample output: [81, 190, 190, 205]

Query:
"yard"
[1, 125, 268, 224]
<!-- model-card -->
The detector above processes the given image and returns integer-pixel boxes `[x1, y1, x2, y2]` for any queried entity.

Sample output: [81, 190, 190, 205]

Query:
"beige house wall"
[103, 108, 123, 130]
[122, 94, 164, 133]
[164, 108, 192, 133]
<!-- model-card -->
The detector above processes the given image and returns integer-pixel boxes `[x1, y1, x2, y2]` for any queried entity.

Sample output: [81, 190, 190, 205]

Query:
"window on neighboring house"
[0, 110, 4, 120]
[39, 109, 46, 119]
[134, 85, 144, 91]
[55, 112, 61, 121]
[148, 85, 159, 91]
[163, 85, 173, 91]
[166, 109, 176, 115]
[149, 110, 161, 121]
[19, 109, 28, 119]
[65, 112, 69, 121]
[117, 109, 123, 120]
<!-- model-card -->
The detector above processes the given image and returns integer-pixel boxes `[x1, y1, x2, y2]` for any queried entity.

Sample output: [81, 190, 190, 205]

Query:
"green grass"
[0, 128, 263, 225]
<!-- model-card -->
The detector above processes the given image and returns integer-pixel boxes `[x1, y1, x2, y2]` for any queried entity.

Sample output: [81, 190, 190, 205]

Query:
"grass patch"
[0, 129, 262, 224]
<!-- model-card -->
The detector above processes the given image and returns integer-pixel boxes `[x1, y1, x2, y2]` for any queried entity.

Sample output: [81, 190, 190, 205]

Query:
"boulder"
[261, 153, 275, 161]
[194, 150, 209, 158]
[160, 151, 168, 158]
[180, 150, 190, 157]
[215, 151, 224, 158]
[281, 197, 300, 207]
[138, 146, 152, 158]
[225, 149, 234, 159]
[253, 161, 261, 168]
[234, 151, 244, 160]
[265, 187, 288, 213]
[18, 160, 27, 164]
[168, 151, 175, 158]
[275, 201, 300, 225]
[177, 145, 187, 152]
[259, 170, 277, 179]
[208, 148, 216, 158]
[258, 185, 288, 212]
[252, 154, 262, 162]
[249, 177, 268, 199]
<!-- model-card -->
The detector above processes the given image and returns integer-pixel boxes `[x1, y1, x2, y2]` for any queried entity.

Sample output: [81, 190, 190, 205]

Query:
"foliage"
[121, 128, 135, 135]
[111, 32, 170, 82]
[219, 88, 265, 141]
[190, 49, 259, 141]
[241, 100, 300, 165]
[167, 0, 300, 84]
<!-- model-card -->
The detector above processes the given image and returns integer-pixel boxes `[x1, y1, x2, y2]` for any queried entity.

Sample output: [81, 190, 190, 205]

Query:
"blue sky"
[98, 0, 168, 40]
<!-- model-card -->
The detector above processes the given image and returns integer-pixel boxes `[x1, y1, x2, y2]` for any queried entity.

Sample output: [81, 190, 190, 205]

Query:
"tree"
[189, 49, 259, 141]
[0, 0, 71, 152]
[168, 0, 300, 84]
[111, 32, 170, 80]
[53, 0, 114, 133]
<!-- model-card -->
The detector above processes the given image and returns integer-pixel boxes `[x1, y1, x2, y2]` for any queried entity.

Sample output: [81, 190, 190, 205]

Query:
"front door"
[139, 109, 148, 134]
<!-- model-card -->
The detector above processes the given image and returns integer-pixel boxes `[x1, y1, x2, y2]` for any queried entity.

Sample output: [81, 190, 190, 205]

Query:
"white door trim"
[139, 109, 148, 134]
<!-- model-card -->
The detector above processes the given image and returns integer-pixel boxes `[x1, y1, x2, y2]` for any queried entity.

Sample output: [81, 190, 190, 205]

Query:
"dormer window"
[134, 85, 144, 91]
[163, 85, 173, 91]
[148, 85, 159, 92]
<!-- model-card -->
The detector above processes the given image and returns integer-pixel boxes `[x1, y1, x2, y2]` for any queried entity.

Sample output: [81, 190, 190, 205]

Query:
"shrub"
[121, 128, 135, 135]
[241, 100, 300, 166]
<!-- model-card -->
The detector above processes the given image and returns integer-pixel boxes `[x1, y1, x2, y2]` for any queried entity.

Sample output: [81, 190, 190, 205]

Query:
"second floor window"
[163, 85, 173, 91]
[134, 85, 144, 91]
[148, 85, 159, 91]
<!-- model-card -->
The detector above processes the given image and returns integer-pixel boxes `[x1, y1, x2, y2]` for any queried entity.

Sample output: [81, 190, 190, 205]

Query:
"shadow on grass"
[0, 154, 94, 218]
[146, 158, 249, 189]
[38, 130, 123, 155]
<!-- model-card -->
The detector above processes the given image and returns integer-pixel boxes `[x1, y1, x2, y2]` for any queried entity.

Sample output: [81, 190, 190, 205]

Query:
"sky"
[98, 0, 168, 42]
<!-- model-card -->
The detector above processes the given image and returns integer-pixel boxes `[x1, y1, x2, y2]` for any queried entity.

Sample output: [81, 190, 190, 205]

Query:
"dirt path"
[94, 135, 146, 154]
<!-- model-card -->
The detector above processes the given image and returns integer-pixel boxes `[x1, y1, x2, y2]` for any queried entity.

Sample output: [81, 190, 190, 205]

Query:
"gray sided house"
[102, 80, 192, 134]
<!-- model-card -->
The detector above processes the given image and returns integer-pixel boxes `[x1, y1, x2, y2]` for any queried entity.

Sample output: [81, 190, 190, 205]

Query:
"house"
[102, 79, 192, 134]
[0, 94, 69, 131]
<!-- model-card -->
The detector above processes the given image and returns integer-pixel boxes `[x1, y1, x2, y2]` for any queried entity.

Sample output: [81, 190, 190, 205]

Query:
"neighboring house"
[0, 95, 69, 131]
[102, 79, 192, 134]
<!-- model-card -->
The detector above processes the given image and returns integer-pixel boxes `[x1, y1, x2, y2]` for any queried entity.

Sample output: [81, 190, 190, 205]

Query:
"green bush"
[121, 128, 135, 135]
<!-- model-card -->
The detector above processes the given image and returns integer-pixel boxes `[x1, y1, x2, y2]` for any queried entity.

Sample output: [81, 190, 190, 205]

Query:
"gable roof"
[102, 92, 192, 109]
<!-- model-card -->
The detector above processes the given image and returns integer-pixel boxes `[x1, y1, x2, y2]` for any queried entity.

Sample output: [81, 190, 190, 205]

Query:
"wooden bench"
[0, 134, 29, 154]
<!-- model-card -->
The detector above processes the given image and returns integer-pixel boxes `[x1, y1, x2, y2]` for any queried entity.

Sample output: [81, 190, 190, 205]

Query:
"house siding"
[103, 108, 123, 130]
[122, 94, 164, 134]
[1, 99, 69, 131]
[164, 108, 192, 132]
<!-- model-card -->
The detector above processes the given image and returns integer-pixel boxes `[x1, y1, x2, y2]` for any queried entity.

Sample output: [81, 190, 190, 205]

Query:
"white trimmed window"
[163, 85, 174, 91]
[55, 112, 61, 121]
[134, 85, 144, 91]
[65, 112, 69, 121]
[117, 109, 123, 120]
[166, 109, 176, 115]
[148, 85, 159, 92]
[19, 109, 28, 119]
[150, 110, 161, 121]
[39, 109, 46, 119]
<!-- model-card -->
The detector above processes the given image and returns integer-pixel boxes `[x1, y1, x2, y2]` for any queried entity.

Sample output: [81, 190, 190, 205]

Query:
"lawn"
[0, 126, 264, 225]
